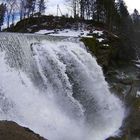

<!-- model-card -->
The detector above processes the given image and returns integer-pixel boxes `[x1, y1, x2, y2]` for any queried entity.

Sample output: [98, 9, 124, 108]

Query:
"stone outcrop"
[0, 121, 47, 140]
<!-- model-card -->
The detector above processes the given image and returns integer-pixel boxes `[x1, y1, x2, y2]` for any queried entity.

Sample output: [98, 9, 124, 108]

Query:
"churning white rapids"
[0, 33, 124, 140]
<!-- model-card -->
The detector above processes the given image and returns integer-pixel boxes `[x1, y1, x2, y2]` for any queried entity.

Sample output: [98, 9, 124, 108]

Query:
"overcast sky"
[125, 0, 140, 13]
[46, 0, 140, 16]
[46, 0, 67, 16]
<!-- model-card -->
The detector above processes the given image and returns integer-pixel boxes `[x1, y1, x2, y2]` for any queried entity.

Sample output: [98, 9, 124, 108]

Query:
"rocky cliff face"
[82, 31, 140, 140]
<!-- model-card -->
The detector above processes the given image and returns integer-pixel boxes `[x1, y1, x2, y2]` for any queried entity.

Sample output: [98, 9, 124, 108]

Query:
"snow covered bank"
[35, 29, 104, 38]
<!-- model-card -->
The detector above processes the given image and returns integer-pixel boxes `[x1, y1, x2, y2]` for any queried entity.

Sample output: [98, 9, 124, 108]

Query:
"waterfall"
[0, 33, 125, 140]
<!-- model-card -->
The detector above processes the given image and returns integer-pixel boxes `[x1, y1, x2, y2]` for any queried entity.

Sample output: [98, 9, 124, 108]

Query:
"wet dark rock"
[0, 121, 47, 140]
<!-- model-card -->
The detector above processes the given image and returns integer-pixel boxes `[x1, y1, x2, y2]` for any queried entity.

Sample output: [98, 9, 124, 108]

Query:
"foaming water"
[0, 33, 125, 140]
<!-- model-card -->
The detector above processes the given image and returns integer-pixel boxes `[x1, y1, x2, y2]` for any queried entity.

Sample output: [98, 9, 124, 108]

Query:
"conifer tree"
[118, 0, 133, 35]
[132, 9, 140, 30]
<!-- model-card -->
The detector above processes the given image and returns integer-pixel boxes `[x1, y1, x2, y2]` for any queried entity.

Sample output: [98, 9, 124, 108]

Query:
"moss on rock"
[81, 37, 114, 71]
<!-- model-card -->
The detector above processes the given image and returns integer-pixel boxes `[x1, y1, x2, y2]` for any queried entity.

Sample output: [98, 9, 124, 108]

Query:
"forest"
[0, 0, 140, 32]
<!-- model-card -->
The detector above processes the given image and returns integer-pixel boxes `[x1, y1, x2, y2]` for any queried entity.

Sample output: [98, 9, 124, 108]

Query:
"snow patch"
[133, 59, 140, 68]
[35, 29, 106, 39]
[93, 30, 103, 36]
[50, 29, 93, 38]
[35, 30, 55, 34]
[35, 29, 93, 38]
[103, 44, 109, 47]
[97, 38, 104, 42]
[136, 64, 140, 68]
[136, 60, 140, 68]
[136, 91, 140, 98]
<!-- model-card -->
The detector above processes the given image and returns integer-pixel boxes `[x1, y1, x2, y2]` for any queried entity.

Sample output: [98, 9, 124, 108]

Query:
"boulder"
[0, 121, 47, 140]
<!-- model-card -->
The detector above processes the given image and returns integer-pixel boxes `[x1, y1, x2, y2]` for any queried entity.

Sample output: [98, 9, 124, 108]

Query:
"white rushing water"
[0, 33, 125, 140]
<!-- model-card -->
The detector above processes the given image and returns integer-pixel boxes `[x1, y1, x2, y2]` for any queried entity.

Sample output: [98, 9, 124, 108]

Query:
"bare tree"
[38, 0, 46, 16]
[5, 0, 19, 28]
[25, 0, 36, 18]
[19, 0, 26, 20]
[65, 0, 80, 18]
[0, 3, 6, 31]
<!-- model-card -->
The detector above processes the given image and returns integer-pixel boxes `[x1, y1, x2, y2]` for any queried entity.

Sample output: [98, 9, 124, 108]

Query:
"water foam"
[0, 34, 125, 140]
